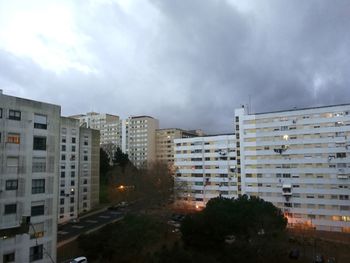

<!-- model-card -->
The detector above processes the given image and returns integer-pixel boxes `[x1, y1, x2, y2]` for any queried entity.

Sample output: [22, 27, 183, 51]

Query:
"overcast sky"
[1, 0, 349, 133]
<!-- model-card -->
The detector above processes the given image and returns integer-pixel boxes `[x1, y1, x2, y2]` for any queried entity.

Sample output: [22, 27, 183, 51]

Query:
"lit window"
[7, 133, 20, 144]
[29, 223, 44, 239]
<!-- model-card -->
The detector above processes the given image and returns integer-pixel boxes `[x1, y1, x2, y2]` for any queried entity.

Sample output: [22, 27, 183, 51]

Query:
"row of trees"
[78, 196, 289, 262]
[156, 196, 289, 263]
[99, 146, 173, 205]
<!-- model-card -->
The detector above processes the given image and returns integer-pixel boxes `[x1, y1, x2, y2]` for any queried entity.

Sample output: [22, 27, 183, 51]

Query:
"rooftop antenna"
[248, 95, 252, 114]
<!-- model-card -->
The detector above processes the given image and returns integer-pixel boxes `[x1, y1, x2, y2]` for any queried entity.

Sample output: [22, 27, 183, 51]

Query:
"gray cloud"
[1, 0, 350, 133]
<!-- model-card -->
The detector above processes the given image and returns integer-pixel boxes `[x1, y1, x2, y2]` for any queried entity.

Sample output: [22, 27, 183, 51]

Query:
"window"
[70, 197, 75, 203]
[4, 204, 17, 214]
[71, 145, 76, 152]
[61, 145, 66, 151]
[61, 137, 66, 143]
[31, 205, 45, 216]
[3, 252, 15, 263]
[84, 156, 88, 161]
[32, 157, 46, 173]
[60, 198, 64, 205]
[29, 222, 44, 239]
[0, 108, 2, 118]
[6, 156, 19, 173]
[61, 171, 65, 178]
[6, 180, 18, 190]
[60, 207, 64, 214]
[71, 180, 75, 186]
[33, 137, 46, 151]
[70, 155, 76, 161]
[84, 140, 88, 146]
[29, 244, 43, 262]
[61, 154, 66, 161]
[9, 110, 21, 121]
[72, 137, 76, 144]
[34, 114, 47, 129]
[7, 133, 20, 144]
[32, 179, 45, 194]
[336, 152, 346, 158]
[71, 171, 75, 177]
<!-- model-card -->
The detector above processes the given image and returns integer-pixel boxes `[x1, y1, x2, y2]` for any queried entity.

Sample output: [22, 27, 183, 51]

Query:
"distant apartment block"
[235, 104, 350, 232]
[78, 127, 100, 213]
[58, 118, 100, 224]
[127, 116, 159, 167]
[71, 112, 120, 149]
[174, 104, 350, 233]
[156, 128, 198, 167]
[0, 91, 59, 262]
[58, 117, 80, 224]
[174, 134, 237, 209]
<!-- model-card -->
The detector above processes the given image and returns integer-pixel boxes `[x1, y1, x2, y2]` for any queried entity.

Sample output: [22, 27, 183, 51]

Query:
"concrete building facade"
[156, 128, 198, 167]
[58, 117, 80, 224]
[174, 134, 237, 209]
[235, 104, 350, 232]
[0, 92, 60, 263]
[78, 128, 100, 213]
[127, 116, 159, 167]
[58, 118, 100, 224]
[71, 112, 120, 149]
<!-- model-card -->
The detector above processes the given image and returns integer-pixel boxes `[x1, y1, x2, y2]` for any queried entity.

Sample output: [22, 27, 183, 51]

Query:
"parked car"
[288, 248, 300, 260]
[225, 235, 236, 244]
[70, 256, 87, 263]
[314, 254, 324, 263]
[171, 214, 185, 222]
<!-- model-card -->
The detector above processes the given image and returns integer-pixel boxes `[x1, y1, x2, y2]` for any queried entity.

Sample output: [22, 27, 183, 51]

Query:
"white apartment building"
[120, 119, 129, 154]
[174, 134, 237, 209]
[0, 91, 59, 263]
[71, 112, 120, 149]
[78, 127, 100, 213]
[58, 118, 100, 224]
[156, 128, 198, 167]
[127, 116, 159, 167]
[58, 117, 80, 224]
[235, 104, 350, 232]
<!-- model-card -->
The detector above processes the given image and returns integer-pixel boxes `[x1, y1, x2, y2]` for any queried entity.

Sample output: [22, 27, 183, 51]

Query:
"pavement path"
[57, 209, 124, 247]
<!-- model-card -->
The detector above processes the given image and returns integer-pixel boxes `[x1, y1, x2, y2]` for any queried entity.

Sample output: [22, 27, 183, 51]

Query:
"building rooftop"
[130, 115, 156, 119]
[252, 103, 350, 116]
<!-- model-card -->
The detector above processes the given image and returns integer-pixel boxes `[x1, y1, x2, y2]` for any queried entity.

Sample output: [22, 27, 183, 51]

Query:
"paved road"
[57, 209, 124, 244]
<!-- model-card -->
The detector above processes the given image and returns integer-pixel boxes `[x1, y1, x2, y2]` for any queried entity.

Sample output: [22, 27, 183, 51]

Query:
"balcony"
[282, 184, 292, 196]
[0, 217, 30, 237]
[337, 174, 349, 179]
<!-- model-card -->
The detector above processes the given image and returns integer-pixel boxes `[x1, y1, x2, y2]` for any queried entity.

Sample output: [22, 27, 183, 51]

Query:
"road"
[57, 209, 124, 246]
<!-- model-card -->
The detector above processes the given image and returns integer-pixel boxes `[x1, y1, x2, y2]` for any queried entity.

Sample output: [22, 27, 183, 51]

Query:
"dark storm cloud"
[149, 0, 350, 132]
[1, 0, 350, 133]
